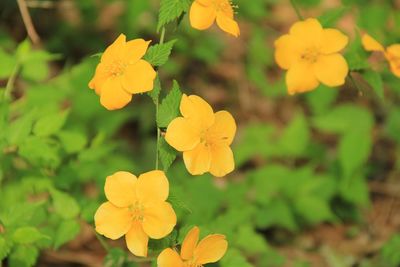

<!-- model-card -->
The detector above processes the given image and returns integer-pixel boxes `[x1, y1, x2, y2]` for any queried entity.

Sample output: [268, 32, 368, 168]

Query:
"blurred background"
[1, 0, 400, 266]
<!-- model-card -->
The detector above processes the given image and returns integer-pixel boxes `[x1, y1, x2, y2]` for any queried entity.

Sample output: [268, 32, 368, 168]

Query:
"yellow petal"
[362, 33, 385, 52]
[183, 143, 212, 175]
[216, 13, 240, 37]
[100, 77, 132, 110]
[386, 44, 400, 77]
[194, 234, 228, 264]
[180, 94, 215, 130]
[122, 59, 156, 94]
[181, 226, 200, 260]
[136, 170, 169, 203]
[165, 117, 200, 152]
[101, 34, 126, 64]
[320, 29, 349, 54]
[209, 145, 234, 177]
[124, 39, 150, 63]
[94, 202, 132, 240]
[89, 63, 109, 95]
[274, 34, 299, 70]
[142, 201, 177, 239]
[286, 62, 319, 95]
[104, 171, 137, 208]
[157, 248, 184, 267]
[125, 221, 149, 257]
[289, 18, 323, 46]
[189, 1, 216, 30]
[207, 111, 236, 146]
[314, 54, 348, 87]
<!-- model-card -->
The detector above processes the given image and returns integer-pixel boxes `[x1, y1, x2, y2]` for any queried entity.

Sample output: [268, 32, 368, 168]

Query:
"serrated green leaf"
[51, 189, 80, 219]
[12, 227, 46, 244]
[295, 196, 334, 224]
[220, 248, 254, 267]
[54, 219, 80, 249]
[7, 112, 35, 145]
[0, 48, 17, 79]
[0, 235, 12, 260]
[16, 39, 31, 63]
[157, 80, 182, 128]
[58, 130, 87, 154]
[278, 113, 309, 157]
[318, 7, 349, 27]
[33, 109, 69, 137]
[147, 75, 161, 105]
[144, 40, 177, 67]
[159, 138, 177, 171]
[157, 0, 191, 31]
[9, 245, 39, 267]
[18, 136, 61, 168]
[362, 70, 384, 100]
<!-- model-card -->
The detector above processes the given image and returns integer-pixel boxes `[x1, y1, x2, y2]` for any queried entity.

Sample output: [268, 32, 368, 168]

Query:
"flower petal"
[183, 143, 212, 175]
[216, 13, 240, 37]
[320, 29, 349, 54]
[124, 39, 150, 63]
[289, 18, 323, 47]
[89, 63, 109, 95]
[94, 202, 132, 240]
[362, 33, 385, 52]
[286, 62, 319, 95]
[105, 171, 137, 208]
[165, 117, 201, 152]
[194, 234, 228, 265]
[189, 1, 216, 30]
[136, 170, 169, 203]
[125, 221, 149, 257]
[386, 44, 400, 77]
[142, 201, 177, 239]
[274, 34, 300, 70]
[314, 54, 348, 87]
[157, 248, 184, 267]
[180, 94, 215, 130]
[209, 145, 234, 177]
[100, 77, 132, 110]
[207, 111, 236, 146]
[181, 226, 200, 260]
[122, 59, 156, 94]
[101, 34, 126, 64]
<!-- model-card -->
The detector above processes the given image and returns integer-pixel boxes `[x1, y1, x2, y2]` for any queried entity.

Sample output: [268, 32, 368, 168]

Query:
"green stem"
[290, 0, 304, 20]
[95, 233, 110, 251]
[3, 64, 20, 102]
[155, 27, 166, 170]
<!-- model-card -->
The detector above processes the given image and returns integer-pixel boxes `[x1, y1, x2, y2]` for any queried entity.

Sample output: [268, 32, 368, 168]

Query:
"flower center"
[107, 60, 127, 76]
[129, 201, 144, 221]
[300, 47, 320, 63]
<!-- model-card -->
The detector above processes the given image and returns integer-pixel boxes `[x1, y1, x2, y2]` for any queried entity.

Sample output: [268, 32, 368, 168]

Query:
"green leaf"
[220, 248, 254, 267]
[58, 130, 87, 154]
[255, 198, 298, 231]
[33, 109, 69, 137]
[104, 248, 128, 267]
[18, 136, 61, 168]
[344, 33, 369, 71]
[235, 226, 269, 254]
[0, 235, 12, 260]
[380, 234, 400, 266]
[9, 245, 39, 267]
[159, 138, 177, 171]
[144, 39, 177, 67]
[278, 113, 310, 157]
[295, 196, 334, 224]
[157, 0, 191, 31]
[12, 227, 46, 244]
[147, 75, 161, 105]
[362, 70, 384, 100]
[7, 112, 35, 145]
[318, 7, 349, 27]
[157, 80, 182, 128]
[0, 48, 17, 79]
[54, 219, 80, 249]
[339, 175, 369, 206]
[16, 39, 32, 63]
[51, 189, 80, 219]
[339, 130, 372, 177]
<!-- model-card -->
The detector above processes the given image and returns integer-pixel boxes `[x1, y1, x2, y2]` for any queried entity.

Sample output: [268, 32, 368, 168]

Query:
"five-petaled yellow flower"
[274, 18, 349, 95]
[89, 34, 156, 110]
[157, 226, 228, 267]
[94, 171, 176, 257]
[165, 94, 236, 177]
[361, 33, 400, 78]
[189, 0, 240, 37]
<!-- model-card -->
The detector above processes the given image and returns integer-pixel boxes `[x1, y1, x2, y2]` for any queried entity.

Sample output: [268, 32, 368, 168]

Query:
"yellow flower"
[274, 18, 349, 95]
[94, 171, 177, 257]
[165, 94, 236, 177]
[362, 33, 400, 77]
[157, 226, 228, 267]
[89, 34, 157, 110]
[189, 0, 240, 37]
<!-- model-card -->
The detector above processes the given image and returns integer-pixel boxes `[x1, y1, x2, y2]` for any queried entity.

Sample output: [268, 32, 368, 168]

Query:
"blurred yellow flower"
[157, 226, 228, 267]
[94, 171, 176, 257]
[189, 0, 240, 37]
[165, 94, 236, 177]
[89, 34, 156, 110]
[274, 18, 349, 95]
[362, 33, 400, 77]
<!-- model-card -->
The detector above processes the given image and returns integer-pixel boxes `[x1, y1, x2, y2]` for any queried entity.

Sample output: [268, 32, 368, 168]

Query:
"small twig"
[16, 0, 41, 45]
[290, 0, 304, 20]
[26, 0, 55, 9]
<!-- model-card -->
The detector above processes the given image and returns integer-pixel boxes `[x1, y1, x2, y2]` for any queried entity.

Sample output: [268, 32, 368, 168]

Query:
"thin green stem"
[3, 64, 20, 102]
[155, 27, 166, 170]
[95, 233, 110, 251]
[290, 0, 304, 20]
